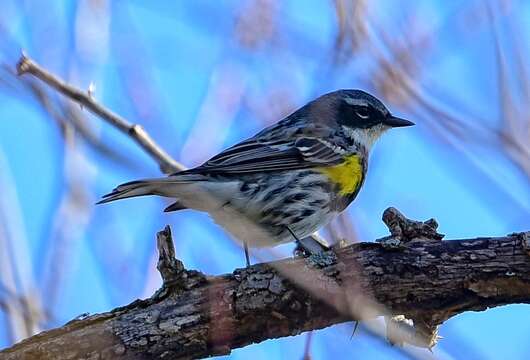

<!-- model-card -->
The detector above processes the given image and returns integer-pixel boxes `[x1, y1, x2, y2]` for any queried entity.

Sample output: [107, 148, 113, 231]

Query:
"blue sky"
[0, 1, 529, 359]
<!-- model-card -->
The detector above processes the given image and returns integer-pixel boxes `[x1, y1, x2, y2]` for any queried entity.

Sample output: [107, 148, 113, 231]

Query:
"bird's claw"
[292, 235, 338, 269]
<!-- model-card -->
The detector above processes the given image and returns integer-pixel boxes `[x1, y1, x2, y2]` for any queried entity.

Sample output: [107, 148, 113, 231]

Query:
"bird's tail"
[96, 176, 197, 205]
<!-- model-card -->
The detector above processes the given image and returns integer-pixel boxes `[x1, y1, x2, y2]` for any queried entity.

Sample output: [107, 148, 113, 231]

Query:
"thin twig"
[301, 331, 313, 360]
[15, 53, 185, 174]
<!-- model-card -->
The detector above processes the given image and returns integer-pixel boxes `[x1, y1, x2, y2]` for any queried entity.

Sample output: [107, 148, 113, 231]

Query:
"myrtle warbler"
[98, 89, 413, 258]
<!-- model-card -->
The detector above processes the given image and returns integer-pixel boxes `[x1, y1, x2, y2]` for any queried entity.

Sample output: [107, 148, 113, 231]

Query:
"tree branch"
[2, 217, 529, 359]
[15, 53, 184, 174]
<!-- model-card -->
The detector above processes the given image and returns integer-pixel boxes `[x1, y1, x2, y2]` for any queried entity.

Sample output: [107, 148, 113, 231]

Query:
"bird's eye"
[355, 106, 370, 119]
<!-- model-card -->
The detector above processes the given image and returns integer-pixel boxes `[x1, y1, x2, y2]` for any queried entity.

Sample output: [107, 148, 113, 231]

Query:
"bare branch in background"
[16, 54, 185, 174]
[301, 331, 313, 360]
[39, 120, 93, 324]
[0, 154, 43, 343]
[354, 3, 530, 222]
[332, 0, 368, 63]
[0, 64, 143, 173]
[234, 0, 276, 50]
[487, 2, 530, 178]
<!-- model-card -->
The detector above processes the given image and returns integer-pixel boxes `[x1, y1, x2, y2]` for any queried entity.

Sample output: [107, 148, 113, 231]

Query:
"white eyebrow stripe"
[343, 97, 368, 106]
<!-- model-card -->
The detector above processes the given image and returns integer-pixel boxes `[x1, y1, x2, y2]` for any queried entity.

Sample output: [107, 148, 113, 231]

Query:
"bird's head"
[322, 89, 414, 150]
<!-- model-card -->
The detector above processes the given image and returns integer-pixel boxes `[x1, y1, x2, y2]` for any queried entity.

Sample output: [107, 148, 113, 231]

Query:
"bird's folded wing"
[178, 137, 346, 175]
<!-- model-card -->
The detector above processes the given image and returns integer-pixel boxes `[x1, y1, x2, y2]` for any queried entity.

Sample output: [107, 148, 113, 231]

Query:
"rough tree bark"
[1, 208, 530, 360]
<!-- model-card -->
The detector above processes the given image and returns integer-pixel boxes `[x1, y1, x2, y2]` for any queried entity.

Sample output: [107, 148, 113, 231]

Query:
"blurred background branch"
[16, 54, 184, 174]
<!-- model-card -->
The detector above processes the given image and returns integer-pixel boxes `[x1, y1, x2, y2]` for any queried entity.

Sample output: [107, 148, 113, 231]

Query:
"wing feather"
[180, 136, 345, 175]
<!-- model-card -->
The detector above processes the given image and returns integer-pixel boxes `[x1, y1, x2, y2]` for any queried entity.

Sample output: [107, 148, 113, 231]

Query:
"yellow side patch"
[318, 155, 363, 196]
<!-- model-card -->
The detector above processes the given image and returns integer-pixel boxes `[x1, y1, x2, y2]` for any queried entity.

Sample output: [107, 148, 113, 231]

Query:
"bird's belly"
[271, 209, 337, 245]
[210, 204, 336, 248]
[209, 170, 337, 247]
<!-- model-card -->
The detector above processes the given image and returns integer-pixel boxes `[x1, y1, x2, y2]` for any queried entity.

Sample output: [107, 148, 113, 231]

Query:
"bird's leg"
[287, 227, 338, 268]
[350, 321, 360, 339]
[287, 226, 317, 256]
[299, 235, 330, 255]
[244, 241, 251, 267]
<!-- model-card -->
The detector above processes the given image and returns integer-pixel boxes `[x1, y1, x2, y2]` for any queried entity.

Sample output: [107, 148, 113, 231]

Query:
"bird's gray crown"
[336, 89, 390, 116]
[318, 89, 390, 129]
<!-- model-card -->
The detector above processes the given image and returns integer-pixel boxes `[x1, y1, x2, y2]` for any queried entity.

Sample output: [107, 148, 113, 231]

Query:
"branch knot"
[156, 225, 185, 284]
[513, 231, 530, 257]
[378, 207, 444, 249]
[154, 225, 205, 299]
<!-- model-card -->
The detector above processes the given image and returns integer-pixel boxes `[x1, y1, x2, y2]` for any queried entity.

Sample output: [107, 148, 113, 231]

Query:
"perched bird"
[98, 89, 414, 262]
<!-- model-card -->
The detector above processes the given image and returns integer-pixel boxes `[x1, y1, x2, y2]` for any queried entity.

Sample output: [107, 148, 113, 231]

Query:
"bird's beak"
[383, 115, 415, 127]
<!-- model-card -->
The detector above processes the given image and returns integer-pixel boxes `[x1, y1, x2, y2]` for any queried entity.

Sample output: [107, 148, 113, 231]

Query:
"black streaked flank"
[262, 187, 285, 202]
[301, 209, 315, 217]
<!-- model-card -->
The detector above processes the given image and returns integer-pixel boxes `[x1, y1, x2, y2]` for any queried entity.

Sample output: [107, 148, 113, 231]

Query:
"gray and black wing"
[179, 136, 346, 175]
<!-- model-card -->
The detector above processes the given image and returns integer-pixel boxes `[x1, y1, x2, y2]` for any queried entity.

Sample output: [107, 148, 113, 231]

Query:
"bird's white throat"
[342, 124, 390, 151]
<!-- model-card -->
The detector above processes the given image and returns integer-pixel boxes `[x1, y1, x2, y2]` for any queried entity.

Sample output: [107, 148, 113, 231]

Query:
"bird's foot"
[377, 207, 444, 250]
[292, 233, 338, 269]
[243, 241, 251, 267]
[306, 250, 338, 269]
[350, 321, 360, 339]
[293, 235, 327, 256]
